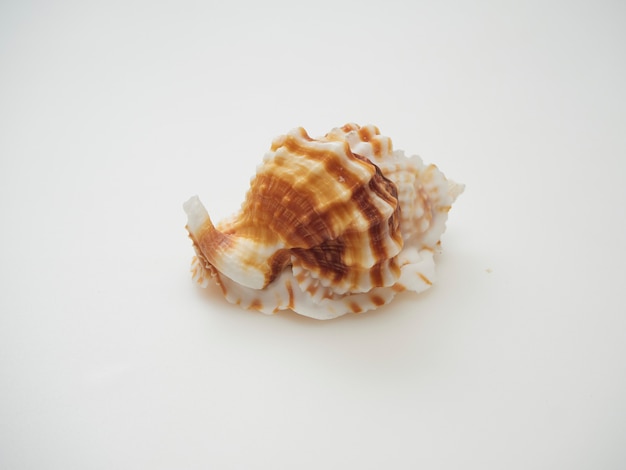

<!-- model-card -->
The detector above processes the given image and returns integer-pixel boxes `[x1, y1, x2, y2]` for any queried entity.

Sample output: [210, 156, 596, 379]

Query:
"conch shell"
[184, 124, 463, 320]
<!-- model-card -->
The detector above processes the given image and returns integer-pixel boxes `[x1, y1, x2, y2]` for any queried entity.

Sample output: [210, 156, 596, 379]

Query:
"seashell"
[184, 124, 463, 320]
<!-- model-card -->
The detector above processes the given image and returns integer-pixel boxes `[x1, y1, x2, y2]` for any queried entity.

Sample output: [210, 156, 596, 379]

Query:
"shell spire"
[184, 124, 463, 320]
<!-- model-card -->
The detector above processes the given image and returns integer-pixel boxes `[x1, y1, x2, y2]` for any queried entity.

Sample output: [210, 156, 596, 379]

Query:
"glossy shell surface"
[184, 124, 463, 319]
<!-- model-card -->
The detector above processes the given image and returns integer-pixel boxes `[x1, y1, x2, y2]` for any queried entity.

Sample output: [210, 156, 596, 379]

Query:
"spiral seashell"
[184, 124, 463, 320]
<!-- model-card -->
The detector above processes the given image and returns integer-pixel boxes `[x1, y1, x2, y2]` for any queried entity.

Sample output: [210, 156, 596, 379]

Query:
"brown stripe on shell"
[285, 280, 295, 310]
[348, 184, 382, 225]
[390, 257, 401, 278]
[349, 302, 363, 313]
[392, 283, 406, 292]
[280, 132, 374, 188]
[340, 123, 359, 133]
[369, 262, 383, 287]
[358, 126, 373, 142]
[292, 237, 348, 283]
[370, 294, 386, 307]
[306, 282, 319, 296]
[418, 273, 433, 286]
[295, 270, 307, 284]
[266, 250, 291, 285]
[366, 258, 401, 289]
[371, 138, 382, 158]
[361, 168, 402, 280]
[366, 218, 400, 269]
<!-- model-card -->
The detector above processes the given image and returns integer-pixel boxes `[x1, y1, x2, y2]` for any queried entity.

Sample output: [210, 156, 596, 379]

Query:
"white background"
[1, 0, 625, 468]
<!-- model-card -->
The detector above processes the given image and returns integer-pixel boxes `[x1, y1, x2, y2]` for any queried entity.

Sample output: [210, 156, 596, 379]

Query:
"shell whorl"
[327, 123, 464, 246]
[184, 126, 403, 292]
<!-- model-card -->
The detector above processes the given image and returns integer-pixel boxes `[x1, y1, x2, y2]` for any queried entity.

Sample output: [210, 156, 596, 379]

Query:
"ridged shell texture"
[184, 124, 463, 319]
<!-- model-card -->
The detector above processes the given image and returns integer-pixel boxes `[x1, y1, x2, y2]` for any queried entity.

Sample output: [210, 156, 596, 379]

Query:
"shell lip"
[183, 195, 210, 234]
